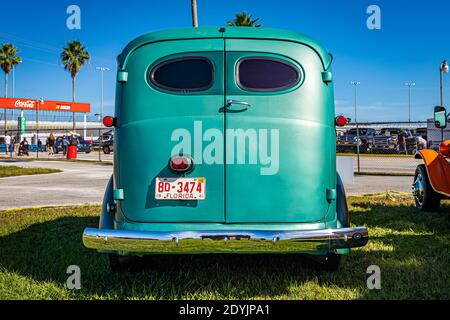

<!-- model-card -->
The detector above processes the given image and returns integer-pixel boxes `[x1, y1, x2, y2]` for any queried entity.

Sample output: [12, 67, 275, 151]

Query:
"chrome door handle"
[226, 99, 251, 107]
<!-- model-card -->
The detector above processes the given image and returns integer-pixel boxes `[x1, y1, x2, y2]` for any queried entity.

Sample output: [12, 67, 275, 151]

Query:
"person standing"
[49, 132, 55, 155]
[13, 134, 20, 156]
[397, 131, 407, 154]
[62, 135, 68, 156]
[4, 132, 11, 154]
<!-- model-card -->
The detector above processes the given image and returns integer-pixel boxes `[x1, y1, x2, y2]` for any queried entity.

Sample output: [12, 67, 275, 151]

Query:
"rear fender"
[336, 173, 350, 228]
[415, 150, 450, 197]
[99, 175, 115, 229]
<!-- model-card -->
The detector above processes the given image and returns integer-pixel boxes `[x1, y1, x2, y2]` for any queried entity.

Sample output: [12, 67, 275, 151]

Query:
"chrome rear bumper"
[83, 226, 368, 254]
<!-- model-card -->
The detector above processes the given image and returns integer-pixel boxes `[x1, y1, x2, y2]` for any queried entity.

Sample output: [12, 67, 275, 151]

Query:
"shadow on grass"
[0, 200, 449, 299]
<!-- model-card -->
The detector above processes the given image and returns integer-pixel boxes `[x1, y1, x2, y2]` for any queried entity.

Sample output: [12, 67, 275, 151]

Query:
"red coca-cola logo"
[14, 99, 35, 109]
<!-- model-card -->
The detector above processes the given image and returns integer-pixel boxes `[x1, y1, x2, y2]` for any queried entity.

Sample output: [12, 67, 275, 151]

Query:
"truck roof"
[117, 27, 332, 71]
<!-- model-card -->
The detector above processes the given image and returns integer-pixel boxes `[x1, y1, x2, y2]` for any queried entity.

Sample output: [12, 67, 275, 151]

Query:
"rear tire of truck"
[103, 145, 111, 154]
[413, 165, 441, 212]
[109, 254, 142, 272]
[310, 253, 341, 272]
[322, 253, 341, 272]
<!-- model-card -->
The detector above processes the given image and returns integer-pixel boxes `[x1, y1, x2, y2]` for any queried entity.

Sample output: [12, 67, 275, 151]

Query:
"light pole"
[404, 81, 415, 122]
[439, 60, 449, 142]
[351, 81, 361, 173]
[191, 0, 198, 27]
[94, 112, 102, 162]
[11, 66, 15, 128]
[95, 67, 110, 126]
[440, 60, 449, 106]
[36, 97, 44, 158]
[351, 81, 361, 122]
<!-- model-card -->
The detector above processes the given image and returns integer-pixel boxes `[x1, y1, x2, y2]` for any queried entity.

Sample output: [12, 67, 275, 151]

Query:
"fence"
[0, 127, 113, 162]
[336, 120, 449, 175]
[0, 120, 448, 175]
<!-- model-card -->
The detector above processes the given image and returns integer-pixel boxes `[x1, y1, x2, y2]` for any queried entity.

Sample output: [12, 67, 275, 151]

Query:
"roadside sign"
[18, 116, 26, 133]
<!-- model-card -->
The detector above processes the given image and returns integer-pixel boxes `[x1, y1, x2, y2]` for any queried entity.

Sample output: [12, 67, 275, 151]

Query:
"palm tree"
[227, 12, 262, 27]
[60, 40, 90, 129]
[0, 43, 22, 130]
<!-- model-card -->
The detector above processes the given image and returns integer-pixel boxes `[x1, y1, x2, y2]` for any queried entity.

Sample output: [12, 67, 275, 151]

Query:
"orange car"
[413, 107, 450, 211]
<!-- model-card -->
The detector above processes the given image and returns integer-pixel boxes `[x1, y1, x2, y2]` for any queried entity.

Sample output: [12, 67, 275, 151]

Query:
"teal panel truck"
[83, 27, 369, 272]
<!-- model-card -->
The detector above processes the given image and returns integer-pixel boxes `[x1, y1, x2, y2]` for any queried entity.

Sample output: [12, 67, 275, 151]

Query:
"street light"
[95, 67, 111, 126]
[94, 112, 102, 162]
[191, 0, 198, 27]
[351, 81, 361, 173]
[351, 81, 361, 122]
[404, 81, 416, 122]
[440, 60, 449, 106]
[439, 60, 449, 142]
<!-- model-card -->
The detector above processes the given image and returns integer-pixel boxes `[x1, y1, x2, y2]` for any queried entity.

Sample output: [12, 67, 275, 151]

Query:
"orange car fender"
[415, 150, 450, 197]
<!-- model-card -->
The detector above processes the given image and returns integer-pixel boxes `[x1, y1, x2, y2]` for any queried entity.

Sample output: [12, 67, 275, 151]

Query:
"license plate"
[155, 177, 206, 200]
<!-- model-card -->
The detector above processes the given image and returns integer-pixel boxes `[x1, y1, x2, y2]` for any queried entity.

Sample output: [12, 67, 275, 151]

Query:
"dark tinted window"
[150, 57, 213, 91]
[348, 129, 366, 135]
[237, 58, 300, 91]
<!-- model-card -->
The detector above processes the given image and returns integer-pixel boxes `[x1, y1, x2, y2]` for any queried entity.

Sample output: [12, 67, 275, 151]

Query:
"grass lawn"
[0, 194, 448, 300]
[0, 165, 62, 178]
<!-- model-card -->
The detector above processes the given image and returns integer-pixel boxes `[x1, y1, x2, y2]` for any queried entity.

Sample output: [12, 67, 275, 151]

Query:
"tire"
[103, 145, 111, 154]
[109, 254, 142, 273]
[320, 253, 341, 272]
[413, 164, 441, 212]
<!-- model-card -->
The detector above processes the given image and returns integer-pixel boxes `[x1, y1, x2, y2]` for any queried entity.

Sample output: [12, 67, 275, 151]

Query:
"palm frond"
[227, 12, 262, 27]
[60, 40, 90, 79]
[0, 43, 22, 75]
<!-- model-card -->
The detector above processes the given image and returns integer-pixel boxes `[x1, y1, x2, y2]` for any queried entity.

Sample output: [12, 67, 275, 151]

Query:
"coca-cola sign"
[14, 99, 35, 109]
[0, 97, 89, 113]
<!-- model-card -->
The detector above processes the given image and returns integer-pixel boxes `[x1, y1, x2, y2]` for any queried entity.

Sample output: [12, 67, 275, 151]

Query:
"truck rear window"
[237, 58, 300, 92]
[150, 57, 213, 92]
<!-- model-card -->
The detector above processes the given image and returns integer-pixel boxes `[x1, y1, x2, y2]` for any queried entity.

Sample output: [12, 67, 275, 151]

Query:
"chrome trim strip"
[83, 227, 368, 254]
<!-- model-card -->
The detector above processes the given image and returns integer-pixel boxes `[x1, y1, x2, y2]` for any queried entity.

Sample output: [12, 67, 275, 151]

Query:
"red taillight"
[335, 116, 347, 127]
[169, 155, 194, 173]
[439, 140, 450, 157]
[103, 116, 115, 127]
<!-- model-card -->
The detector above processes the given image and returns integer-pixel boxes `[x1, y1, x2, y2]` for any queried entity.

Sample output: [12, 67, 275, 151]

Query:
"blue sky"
[0, 0, 449, 122]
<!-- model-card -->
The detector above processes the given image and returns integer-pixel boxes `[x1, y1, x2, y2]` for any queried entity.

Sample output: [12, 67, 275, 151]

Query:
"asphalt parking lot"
[0, 160, 414, 210]
[0, 160, 111, 210]
[351, 155, 420, 173]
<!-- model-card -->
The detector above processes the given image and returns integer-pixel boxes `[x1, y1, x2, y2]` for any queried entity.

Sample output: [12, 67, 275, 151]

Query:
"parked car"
[82, 27, 369, 272]
[101, 138, 113, 154]
[54, 136, 93, 154]
[78, 137, 94, 153]
[337, 128, 376, 153]
[371, 128, 416, 154]
[93, 130, 113, 146]
[413, 107, 450, 211]
[93, 130, 114, 154]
